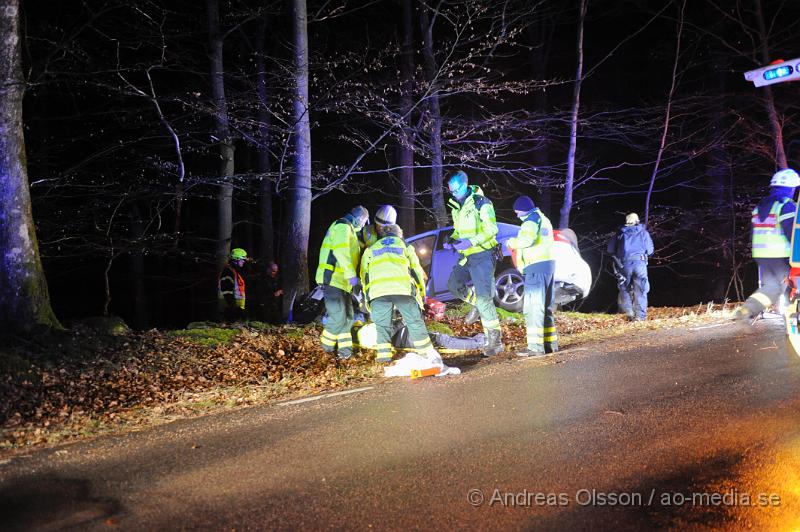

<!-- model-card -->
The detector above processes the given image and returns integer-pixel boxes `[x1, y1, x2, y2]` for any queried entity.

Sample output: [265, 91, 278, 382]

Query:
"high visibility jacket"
[447, 185, 498, 257]
[218, 264, 246, 309]
[752, 198, 793, 258]
[507, 209, 554, 270]
[358, 223, 379, 249]
[360, 235, 426, 308]
[315, 217, 361, 292]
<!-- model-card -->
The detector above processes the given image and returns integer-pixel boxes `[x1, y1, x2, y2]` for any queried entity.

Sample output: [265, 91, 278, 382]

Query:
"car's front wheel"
[494, 268, 524, 312]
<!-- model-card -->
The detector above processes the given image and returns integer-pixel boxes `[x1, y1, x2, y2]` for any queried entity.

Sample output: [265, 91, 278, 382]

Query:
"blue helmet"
[447, 171, 469, 199]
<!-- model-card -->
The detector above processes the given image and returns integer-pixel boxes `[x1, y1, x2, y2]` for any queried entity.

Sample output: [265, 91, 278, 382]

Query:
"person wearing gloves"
[606, 212, 654, 321]
[444, 170, 505, 357]
[735, 168, 800, 321]
[360, 221, 443, 368]
[315, 205, 369, 359]
[506, 195, 557, 357]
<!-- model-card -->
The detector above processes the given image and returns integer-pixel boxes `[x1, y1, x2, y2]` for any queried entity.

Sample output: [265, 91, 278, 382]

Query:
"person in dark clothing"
[606, 213, 654, 321]
[255, 261, 284, 323]
[735, 169, 800, 321]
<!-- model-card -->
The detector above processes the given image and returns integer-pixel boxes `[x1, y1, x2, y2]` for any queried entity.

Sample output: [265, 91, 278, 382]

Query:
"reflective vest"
[360, 236, 425, 307]
[315, 218, 362, 292]
[752, 199, 793, 259]
[358, 223, 379, 249]
[447, 185, 498, 257]
[508, 209, 553, 270]
[218, 265, 246, 309]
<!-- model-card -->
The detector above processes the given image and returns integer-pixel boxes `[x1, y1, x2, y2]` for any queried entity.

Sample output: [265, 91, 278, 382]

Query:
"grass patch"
[169, 327, 241, 347]
[497, 307, 522, 322]
[426, 321, 455, 335]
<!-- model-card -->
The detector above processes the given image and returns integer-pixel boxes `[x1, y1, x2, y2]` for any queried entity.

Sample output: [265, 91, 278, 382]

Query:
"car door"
[431, 229, 462, 299]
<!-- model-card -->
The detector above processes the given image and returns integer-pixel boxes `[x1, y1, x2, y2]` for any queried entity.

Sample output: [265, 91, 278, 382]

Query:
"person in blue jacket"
[606, 213, 654, 321]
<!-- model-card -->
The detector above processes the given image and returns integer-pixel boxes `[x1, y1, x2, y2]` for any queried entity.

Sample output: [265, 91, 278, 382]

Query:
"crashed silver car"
[405, 223, 592, 312]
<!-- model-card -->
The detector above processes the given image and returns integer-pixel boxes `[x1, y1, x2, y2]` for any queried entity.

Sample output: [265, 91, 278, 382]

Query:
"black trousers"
[743, 257, 790, 316]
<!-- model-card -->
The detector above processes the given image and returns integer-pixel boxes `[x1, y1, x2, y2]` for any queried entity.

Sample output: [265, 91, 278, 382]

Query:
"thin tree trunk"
[753, 0, 787, 169]
[283, 0, 312, 317]
[559, 0, 586, 229]
[419, 1, 446, 228]
[255, 16, 274, 263]
[207, 0, 235, 281]
[397, 0, 416, 235]
[0, 0, 61, 333]
[644, 0, 684, 225]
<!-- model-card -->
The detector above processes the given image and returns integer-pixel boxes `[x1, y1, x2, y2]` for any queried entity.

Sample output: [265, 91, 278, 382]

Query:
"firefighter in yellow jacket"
[444, 170, 504, 356]
[506, 196, 557, 356]
[315, 206, 369, 359]
[735, 169, 800, 321]
[360, 221, 443, 368]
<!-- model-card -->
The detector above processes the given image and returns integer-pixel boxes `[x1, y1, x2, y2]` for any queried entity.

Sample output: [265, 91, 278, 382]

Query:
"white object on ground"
[383, 352, 461, 378]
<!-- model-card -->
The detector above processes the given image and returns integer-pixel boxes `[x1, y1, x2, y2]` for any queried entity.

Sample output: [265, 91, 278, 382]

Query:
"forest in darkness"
[3, 0, 800, 331]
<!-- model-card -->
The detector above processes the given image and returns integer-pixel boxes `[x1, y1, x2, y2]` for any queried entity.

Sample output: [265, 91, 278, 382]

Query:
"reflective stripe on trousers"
[321, 285, 354, 355]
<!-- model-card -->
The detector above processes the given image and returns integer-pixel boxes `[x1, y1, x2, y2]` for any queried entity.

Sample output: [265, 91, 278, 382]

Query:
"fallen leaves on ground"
[0, 304, 733, 452]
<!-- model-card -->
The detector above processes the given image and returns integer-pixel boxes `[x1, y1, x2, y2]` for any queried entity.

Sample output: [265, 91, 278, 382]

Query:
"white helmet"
[374, 205, 397, 226]
[770, 168, 800, 188]
[625, 212, 639, 226]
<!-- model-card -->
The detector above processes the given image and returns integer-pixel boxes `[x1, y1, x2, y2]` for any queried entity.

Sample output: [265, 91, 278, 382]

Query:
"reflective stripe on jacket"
[219, 265, 246, 309]
[315, 218, 361, 292]
[447, 185, 498, 257]
[360, 236, 425, 308]
[507, 209, 553, 270]
[752, 199, 793, 258]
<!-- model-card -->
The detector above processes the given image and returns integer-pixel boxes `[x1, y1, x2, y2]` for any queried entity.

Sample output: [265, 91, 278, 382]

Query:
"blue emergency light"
[763, 64, 793, 81]
[744, 57, 800, 87]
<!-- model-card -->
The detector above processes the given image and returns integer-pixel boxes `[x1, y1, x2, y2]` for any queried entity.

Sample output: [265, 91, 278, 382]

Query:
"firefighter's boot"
[483, 329, 505, 357]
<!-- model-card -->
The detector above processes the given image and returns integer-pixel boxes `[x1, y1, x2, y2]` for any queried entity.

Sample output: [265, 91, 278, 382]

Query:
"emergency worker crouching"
[315, 206, 369, 359]
[360, 220, 443, 368]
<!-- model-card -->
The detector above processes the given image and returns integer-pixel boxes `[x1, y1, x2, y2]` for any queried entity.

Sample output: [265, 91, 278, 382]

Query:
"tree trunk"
[283, 0, 312, 318]
[0, 0, 62, 333]
[419, 1, 446, 228]
[753, 0, 787, 169]
[207, 0, 235, 281]
[397, 0, 416, 235]
[559, 0, 586, 229]
[255, 16, 275, 263]
[644, 0, 684, 225]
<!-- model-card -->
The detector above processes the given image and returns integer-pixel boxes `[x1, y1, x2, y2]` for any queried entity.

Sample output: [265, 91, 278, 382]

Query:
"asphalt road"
[2, 317, 800, 530]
